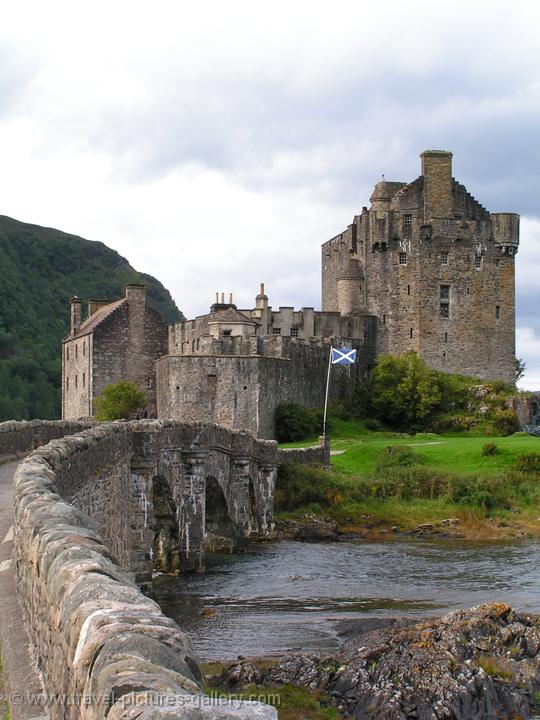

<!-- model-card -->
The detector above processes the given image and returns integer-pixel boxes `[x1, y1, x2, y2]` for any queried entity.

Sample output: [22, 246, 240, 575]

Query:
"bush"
[94, 380, 147, 421]
[375, 445, 424, 474]
[370, 352, 443, 431]
[275, 463, 345, 511]
[274, 403, 325, 443]
[491, 408, 519, 436]
[516, 453, 540, 474]
[482, 442, 498, 456]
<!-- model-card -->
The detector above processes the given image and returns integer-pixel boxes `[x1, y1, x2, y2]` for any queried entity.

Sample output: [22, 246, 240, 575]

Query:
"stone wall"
[156, 337, 375, 439]
[13, 421, 278, 719]
[13, 424, 202, 720]
[277, 435, 330, 467]
[0, 419, 94, 463]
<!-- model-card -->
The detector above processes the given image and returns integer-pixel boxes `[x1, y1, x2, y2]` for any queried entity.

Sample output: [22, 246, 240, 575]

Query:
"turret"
[370, 180, 406, 213]
[337, 258, 364, 316]
[492, 213, 520, 256]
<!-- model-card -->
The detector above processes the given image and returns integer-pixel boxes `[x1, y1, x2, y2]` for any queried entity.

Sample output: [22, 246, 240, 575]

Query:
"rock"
[213, 661, 263, 690]
[273, 518, 338, 541]
[216, 604, 540, 720]
[108, 694, 278, 719]
[440, 518, 461, 526]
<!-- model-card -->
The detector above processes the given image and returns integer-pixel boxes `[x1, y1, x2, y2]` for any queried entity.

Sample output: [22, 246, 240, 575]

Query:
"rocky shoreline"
[210, 603, 540, 719]
[273, 515, 469, 542]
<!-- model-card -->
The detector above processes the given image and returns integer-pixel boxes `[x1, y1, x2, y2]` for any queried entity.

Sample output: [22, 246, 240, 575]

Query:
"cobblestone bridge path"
[0, 460, 47, 720]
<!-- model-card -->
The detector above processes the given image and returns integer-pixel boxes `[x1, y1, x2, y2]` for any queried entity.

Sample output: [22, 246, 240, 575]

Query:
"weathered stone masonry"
[10, 420, 293, 719]
[62, 150, 519, 435]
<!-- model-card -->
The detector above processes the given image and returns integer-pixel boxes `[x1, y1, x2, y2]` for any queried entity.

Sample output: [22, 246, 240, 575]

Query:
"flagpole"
[323, 345, 333, 437]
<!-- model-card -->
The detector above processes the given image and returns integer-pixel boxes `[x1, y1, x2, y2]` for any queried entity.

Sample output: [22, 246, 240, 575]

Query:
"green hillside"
[0, 214, 184, 421]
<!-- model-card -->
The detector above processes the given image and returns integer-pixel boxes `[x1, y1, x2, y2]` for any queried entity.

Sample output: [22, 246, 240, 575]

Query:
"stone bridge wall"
[13, 420, 283, 719]
[0, 419, 94, 463]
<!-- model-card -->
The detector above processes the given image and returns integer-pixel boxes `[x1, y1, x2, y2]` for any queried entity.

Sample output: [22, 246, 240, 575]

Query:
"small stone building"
[62, 150, 520, 435]
[62, 285, 167, 418]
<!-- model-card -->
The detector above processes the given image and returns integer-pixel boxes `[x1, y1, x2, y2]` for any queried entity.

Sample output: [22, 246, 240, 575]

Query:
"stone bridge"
[0, 419, 328, 719]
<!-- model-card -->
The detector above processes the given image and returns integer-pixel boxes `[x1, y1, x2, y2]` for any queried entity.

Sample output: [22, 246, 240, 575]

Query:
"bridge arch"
[204, 475, 236, 553]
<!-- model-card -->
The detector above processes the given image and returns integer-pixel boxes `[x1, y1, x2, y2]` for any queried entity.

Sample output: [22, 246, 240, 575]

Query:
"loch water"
[152, 539, 540, 661]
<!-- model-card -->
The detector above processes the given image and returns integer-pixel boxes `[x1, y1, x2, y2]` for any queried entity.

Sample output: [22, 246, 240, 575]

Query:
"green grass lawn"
[281, 419, 539, 477]
[277, 420, 540, 538]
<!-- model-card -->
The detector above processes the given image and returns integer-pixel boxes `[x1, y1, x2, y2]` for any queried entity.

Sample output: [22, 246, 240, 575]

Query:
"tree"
[94, 380, 147, 421]
[370, 351, 442, 431]
[515, 357, 526, 383]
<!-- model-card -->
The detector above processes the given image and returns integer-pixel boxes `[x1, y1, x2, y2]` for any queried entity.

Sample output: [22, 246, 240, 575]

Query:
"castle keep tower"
[322, 150, 519, 383]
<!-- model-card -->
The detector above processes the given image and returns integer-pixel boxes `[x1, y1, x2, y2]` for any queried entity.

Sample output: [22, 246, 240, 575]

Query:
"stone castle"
[62, 150, 520, 437]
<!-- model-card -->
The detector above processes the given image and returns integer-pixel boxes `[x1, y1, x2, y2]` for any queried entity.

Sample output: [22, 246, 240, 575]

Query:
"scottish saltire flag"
[331, 347, 357, 365]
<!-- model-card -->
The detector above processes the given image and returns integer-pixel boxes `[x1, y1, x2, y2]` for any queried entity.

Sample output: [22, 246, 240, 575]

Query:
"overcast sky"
[1, 0, 539, 387]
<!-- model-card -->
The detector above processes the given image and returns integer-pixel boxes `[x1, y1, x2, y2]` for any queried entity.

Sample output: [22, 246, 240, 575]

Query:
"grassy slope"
[279, 420, 540, 539]
[0, 214, 183, 420]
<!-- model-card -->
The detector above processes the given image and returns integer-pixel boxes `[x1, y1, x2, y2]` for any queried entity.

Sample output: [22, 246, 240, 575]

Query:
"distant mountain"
[0, 214, 184, 420]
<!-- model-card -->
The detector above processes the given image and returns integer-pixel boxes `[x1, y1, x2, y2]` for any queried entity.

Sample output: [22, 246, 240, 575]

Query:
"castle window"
[496, 305, 501, 320]
[407, 284, 411, 296]
[474, 254, 483, 270]
[410, 327, 414, 339]
[495, 258, 501, 267]
[83, 341, 86, 356]
[403, 214, 412, 237]
[440, 285, 450, 300]
[75, 344, 78, 359]
[66, 377, 69, 391]
[75, 374, 78, 389]
[290, 328, 299, 337]
[441, 251, 449, 265]
[272, 328, 282, 335]
[82, 372, 86, 388]
[147, 377, 152, 387]
[382, 314, 386, 325]
[440, 303, 450, 319]
[399, 252, 407, 266]
[66, 347, 70, 361]
[444, 332, 448, 343]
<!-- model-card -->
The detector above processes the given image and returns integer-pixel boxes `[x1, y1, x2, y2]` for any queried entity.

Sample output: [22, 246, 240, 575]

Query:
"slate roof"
[67, 298, 127, 340]
[208, 307, 259, 325]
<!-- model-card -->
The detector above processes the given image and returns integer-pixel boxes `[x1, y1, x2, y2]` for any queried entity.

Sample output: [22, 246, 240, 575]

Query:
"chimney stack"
[421, 150, 453, 221]
[125, 284, 147, 305]
[70, 296, 82, 335]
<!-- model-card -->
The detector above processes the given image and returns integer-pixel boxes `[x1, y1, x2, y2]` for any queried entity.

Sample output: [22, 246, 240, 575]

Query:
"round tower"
[337, 258, 364, 316]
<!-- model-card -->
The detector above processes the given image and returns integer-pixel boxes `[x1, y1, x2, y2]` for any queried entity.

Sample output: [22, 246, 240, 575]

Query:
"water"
[152, 539, 540, 661]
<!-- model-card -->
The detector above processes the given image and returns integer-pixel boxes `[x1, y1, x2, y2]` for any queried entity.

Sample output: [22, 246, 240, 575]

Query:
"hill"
[0, 214, 184, 421]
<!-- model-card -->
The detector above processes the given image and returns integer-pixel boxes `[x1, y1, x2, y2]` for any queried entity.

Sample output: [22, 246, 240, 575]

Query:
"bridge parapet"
[13, 420, 279, 719]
